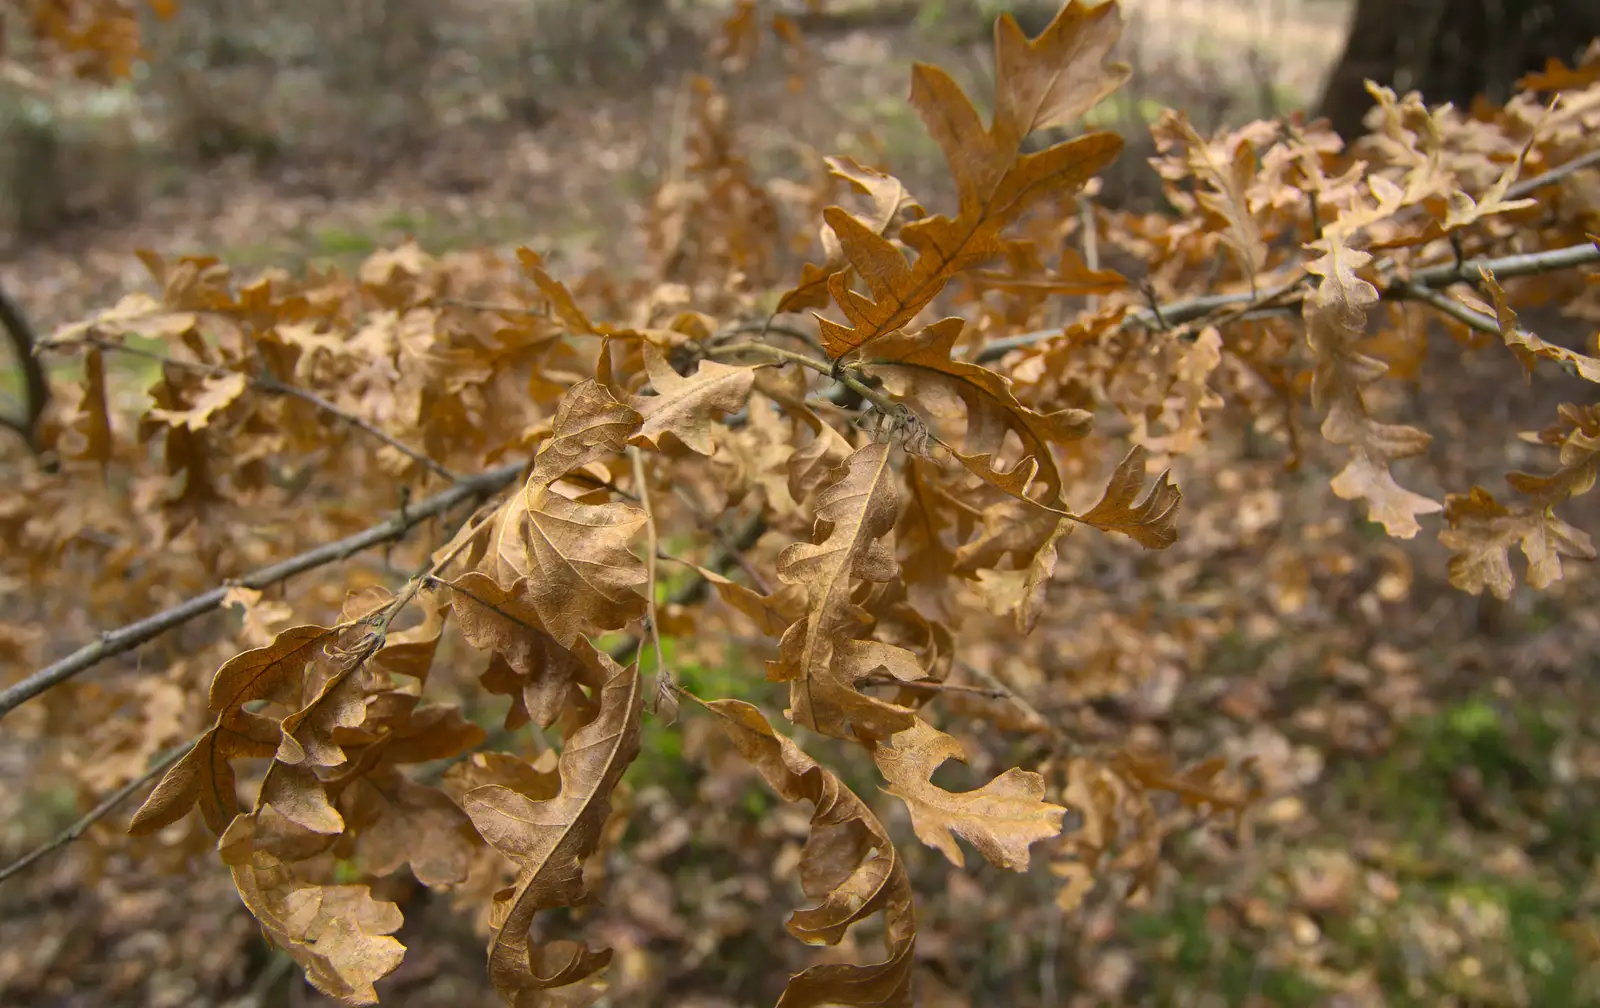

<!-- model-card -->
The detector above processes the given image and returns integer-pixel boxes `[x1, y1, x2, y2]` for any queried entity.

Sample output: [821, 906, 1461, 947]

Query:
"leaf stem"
[629, 446, 673, 719]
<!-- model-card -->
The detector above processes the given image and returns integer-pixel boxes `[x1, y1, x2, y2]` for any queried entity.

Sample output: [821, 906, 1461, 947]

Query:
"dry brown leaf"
[814, 3, 1125, 357]
[696, 696, 915, 1007]
[769, 442, 921, 740]
[1078, 445, 1182, 549]
[629, 343, 756, 455]
[1304, 233, 1440, 538]
[219, 812, 405, 1005]
[1480, 268, 1600, 382]
[462, 642, 642, 1005]
[871, 719, 1065, 871]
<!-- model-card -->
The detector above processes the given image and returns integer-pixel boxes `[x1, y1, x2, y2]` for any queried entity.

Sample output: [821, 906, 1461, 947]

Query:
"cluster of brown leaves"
[4, 0, 175, 81]
[3, 2, 1599, 1006]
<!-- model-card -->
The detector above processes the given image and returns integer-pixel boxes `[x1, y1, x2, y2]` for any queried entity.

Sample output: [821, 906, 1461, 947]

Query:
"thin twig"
[973, 240, 1600, 363]
[959, 661, 1057, 738]
[672, 485, 772, 593]
[716, 319, 825, 355]
[629, 446, 673, 718]
[1390, 282, 1501, 336]
[0, 732, 200, 884]
[0, 461, 526, 723]
[1504, 147, 1600, 201]
[44, 335, 459, 480]
[711, 339, 832, 376]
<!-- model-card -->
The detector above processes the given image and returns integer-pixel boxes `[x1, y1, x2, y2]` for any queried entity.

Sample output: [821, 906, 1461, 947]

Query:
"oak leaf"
[628, 343, 755, 455]
[1303, 234, 1440, 538]
[1479, 268, 1600, 383]
[865, 318, 1092, 504]
[769, 442, 921, 740]
[1078, 445, 1182, 549]
[462, 643, 642, 1005]
[469, 379, 648, 648]
[696, 696, 915, 1008]
[871, 719, 1065, 871]
[219, 813, 405, 1005]
[813, 2, 1125, 357]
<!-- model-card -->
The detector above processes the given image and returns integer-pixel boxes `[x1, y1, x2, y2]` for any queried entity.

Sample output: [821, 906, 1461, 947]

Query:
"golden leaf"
[871, 718, 1065, 871]
[145, 371, 248, 431]
[1303, 233, 1440, 538]
[866, 317, 1092, 504]
[629, 343, 756, 455]
[1078, 445, 1182, 549]
[467, 379, 648, 648]
[812, 3, 1124, 357]
[1480, 268, 1600, 383]
[219, 813, 405, 1005]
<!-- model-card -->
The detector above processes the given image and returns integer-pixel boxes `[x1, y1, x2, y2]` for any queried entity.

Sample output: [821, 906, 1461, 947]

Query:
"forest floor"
[5, 2, 1600, 1006]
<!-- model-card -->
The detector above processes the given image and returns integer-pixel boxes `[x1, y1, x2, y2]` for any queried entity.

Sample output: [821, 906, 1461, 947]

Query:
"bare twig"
[0, 461, 526, 723]
[44, 335, 459, 480]
[0, 732, 200, 885]
[0, 282, 49, 451]
[1391, 282, 1502, 336]
[1504, 147, 1600, 201]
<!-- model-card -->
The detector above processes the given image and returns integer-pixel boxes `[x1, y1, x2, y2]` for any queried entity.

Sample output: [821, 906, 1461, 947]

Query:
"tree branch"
[0, 732, 200, 885]
[973, 240, 1600, 363]
[0, 282, 50, 452]
[1504, 148, 1600, 202]
[0, 461, 526, 724]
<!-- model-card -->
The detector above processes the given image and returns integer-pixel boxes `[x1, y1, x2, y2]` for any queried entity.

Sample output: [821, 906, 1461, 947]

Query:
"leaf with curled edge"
[864, 317, 1091, 504]
[131, 623, 346, 834]
[768, 442, 920, 741]
[812, 3, 1124, 358]
[466, 379, 648, 648]
[218, 812, 405, 1006]
[462, 641, 641, 1006]
[446, 571, 592, 730]
[1304, 231, 1440, 539]
[693, 695, 915, 1008]
[777, 155, 925, 315]
[870, 718, 1065, 871]
[1480, 268, 1600, 383]
[129, 714, 281, 834]
[516, 248, 601, 336]
[1077, 445, 1182, 549]
[628, 343, 756, 455]
[298, 696, 487, 888]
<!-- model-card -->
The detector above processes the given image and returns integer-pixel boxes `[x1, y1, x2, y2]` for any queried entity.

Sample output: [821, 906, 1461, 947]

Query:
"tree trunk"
[1317, 0, 1600, 139]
